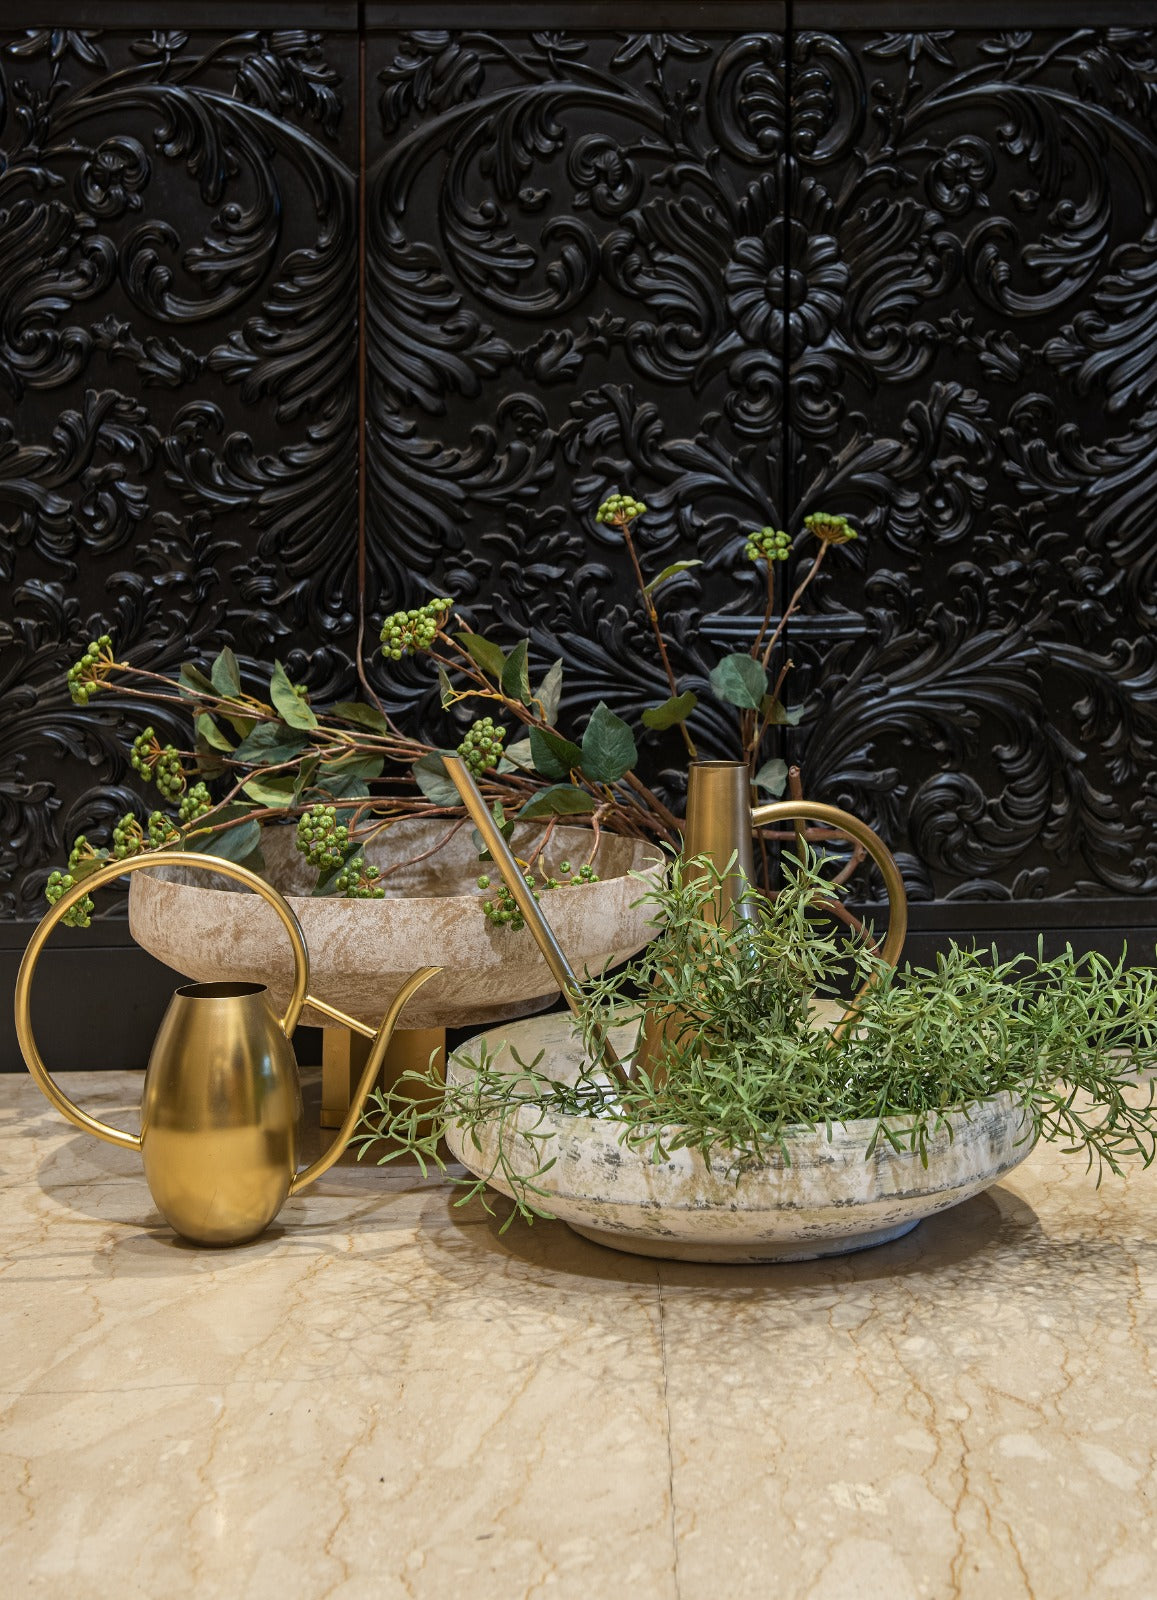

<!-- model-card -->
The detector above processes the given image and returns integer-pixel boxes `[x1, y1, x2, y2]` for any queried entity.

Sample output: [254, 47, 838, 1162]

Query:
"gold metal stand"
[321, 1025, 446, 1129]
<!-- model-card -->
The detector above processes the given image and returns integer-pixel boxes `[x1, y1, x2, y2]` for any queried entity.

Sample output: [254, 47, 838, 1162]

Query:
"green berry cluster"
[379, 597, 453, 661]
[295, 804, 349, 870]
[178, 783, 212, 825]
[130, 727, 157, 777]
[131, 726, 186, 795]
[803, 512, 857, 546]
[45, 870, 95, 929]
[478, 859, 600, 930]
[334, 856, 385, 899]
[745, 526, 792, 563]
[457, 716, 505, 779]
[148, 811, 180, 848]
[67, 635, 114, 705]
[111, 814, 145, 860]
[596, 493, 647, 525]
[67, 836, 98, 872]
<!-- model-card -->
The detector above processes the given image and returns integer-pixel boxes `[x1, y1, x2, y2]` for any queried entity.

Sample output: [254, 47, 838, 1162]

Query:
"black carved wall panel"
[783, 20, 1157, 915]
[364, 20, 790, 799]
[1, 5, 1156, 1020]
[0, 15, 359, 923]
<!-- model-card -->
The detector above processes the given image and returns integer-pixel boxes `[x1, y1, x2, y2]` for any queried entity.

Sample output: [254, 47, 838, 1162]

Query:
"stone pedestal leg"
[320, 1025, 446, 1130]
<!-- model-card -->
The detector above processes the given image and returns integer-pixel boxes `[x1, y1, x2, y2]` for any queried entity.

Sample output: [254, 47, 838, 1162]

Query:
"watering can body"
[14, 852, 439, 1246]
[141, 980, 304, 1245]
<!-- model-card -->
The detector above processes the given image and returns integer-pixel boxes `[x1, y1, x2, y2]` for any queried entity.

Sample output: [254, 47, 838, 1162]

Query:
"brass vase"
[14, 852, 439, 1245]
[444, 755, 908, 1090]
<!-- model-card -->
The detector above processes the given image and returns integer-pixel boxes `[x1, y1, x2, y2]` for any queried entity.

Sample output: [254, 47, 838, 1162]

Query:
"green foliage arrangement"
[45, 500, 856, 925]
[354, 852, 1157, 1227]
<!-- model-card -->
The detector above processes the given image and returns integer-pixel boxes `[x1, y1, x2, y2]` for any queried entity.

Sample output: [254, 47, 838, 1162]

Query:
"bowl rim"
[129, 826, 666, 912]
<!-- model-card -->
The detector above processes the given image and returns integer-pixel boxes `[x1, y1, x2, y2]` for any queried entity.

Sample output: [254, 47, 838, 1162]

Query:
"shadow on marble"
[421, 1182, 1033, 1288]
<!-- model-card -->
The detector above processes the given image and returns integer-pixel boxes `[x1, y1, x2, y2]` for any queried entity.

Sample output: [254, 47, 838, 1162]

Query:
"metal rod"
[307, 993, 377, 1040]
[443, 756, 628, 1086]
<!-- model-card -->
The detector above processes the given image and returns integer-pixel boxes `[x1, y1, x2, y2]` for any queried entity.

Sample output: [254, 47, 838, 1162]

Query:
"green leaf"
[518, 784, 596, 820]
[709, 652, 768, 710]
[331, 701, 390, 734]
[455, 631, 506, 681]
[312, 841, 365, 897]
[313, 773, 369, 799]
[503, 738, 535, 771]
[436, 667, 457, 709]
[500, 639, 531, 705]
[762, 697, 804, 727]
[293, 757, 320, 800]
[328, 755, 385, 781]
[530, 726, 583, 781]
[641, 690, 699, 731]
[210, 646, 241, 699]
[534, 658, 564, 724]
[70, 851, 110, 882]
[232, 723, 310, 765]
[643, 559, 703, 597]
[178, 662, 214, 699]
[188, 820, 264, 866]
[580, 701, 638, 784]
[195, 713, 234, 753]
[241, 774, 298, 808]
[270, 661, 318, 730]
[412, 752, 460, 806]
[192, 749, 227, 781]
[754, 757, 788, 796]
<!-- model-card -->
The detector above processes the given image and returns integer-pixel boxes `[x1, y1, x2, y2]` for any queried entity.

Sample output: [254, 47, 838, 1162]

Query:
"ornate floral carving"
[366, 23, 1157, 909]
[0, 24, 358, 919]
[3, 19, 1155, 928]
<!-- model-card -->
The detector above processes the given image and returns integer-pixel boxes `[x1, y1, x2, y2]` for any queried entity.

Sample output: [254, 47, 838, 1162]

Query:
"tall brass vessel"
[14, 852, 439, 1245]
[446, 756, 908, 1087]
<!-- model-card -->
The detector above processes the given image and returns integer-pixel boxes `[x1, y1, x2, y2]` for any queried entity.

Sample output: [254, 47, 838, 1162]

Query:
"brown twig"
[760, 541, 828, 671]
[616, 515, 698, 760]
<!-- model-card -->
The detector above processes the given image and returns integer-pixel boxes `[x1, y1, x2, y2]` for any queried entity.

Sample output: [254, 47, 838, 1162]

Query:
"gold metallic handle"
[751, 799, 908, 1036]
[443, 754, 629, 1087]
[287, 965, 441, 1195]
[13, 851, 311, 1150]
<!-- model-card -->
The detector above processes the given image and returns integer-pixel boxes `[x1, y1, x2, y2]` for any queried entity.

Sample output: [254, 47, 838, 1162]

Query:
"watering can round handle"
[750, 798, 908, 1034]
[13, 851, 310, 1151]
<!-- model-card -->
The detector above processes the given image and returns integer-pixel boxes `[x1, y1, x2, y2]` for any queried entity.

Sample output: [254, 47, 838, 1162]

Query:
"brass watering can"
[444, 755, 907, 1086]
[14, 851, 440, 1245]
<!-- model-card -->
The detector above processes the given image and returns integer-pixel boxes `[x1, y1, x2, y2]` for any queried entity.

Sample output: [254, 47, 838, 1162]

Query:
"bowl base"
[567, 1217, 922, 1264]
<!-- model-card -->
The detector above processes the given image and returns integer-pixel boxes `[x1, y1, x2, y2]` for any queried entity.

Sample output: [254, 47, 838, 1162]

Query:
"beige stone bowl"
[129, 820, 663, 1030]
[445, 1014, 1038, 1263]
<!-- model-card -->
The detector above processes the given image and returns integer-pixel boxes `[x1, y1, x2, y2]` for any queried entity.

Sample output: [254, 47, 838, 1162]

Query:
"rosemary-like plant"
[355, 853, 1157, 1226]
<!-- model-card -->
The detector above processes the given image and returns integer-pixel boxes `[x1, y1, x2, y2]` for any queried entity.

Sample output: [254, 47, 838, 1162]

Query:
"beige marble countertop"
[4, 1072, 1157, 1600]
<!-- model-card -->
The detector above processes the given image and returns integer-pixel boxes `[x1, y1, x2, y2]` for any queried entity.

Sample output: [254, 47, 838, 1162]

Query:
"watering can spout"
[287, 966, 441, 1196]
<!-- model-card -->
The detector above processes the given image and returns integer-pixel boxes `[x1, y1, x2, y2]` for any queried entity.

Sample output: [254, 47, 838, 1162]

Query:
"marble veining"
[3, 1073, 1157, 1598]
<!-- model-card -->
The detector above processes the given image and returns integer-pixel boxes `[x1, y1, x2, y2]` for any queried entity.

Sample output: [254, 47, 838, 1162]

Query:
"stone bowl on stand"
[445, 1013, 1038, 1264]
[129, 819, 664, 1032]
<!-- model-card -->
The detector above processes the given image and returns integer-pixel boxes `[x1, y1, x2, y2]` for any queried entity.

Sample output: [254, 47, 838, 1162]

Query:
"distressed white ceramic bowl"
[446, 1013, 1037, 1263]
[129, 820, 663, 1031]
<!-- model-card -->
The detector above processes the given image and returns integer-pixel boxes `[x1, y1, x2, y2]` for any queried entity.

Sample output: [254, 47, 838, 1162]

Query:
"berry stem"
[615, 515, 699, 761]
[759, 542, 827, 672]
[750, 561, 778, 661]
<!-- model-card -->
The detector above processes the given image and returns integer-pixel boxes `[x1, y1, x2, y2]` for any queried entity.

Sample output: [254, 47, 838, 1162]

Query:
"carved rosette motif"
[364, 29, 790, 785]
[0, 24, 358, 919]
[1, 19, 1155, 927]
[367, 23, 1157, 908]
[784, 28, 1157, 903]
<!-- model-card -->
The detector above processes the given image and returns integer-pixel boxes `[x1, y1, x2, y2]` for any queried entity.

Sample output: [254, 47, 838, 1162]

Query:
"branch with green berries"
[44, 497, 857, 925]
